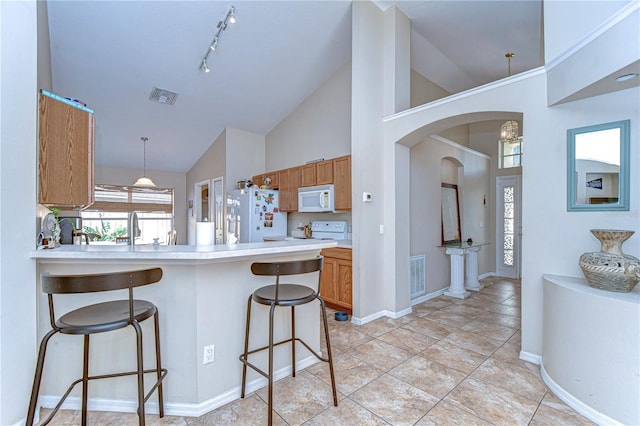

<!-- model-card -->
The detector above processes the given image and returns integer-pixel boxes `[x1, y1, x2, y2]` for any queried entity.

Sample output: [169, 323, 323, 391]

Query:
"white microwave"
[298, 184, 335, 213]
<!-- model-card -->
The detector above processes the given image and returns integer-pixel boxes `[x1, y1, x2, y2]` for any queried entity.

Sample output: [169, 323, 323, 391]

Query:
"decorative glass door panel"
[497, 176, 521, 278]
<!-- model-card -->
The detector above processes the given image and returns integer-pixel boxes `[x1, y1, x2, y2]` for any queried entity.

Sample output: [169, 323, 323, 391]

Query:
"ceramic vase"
[579, 229, 640, 293]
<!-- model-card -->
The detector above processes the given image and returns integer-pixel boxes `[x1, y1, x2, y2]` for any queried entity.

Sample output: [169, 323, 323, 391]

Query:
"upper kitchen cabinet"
[278, 166, 301, 212]
[333, 155, 351, 210]
[38, 91, 95, 209]
[301, 159, 333, 187]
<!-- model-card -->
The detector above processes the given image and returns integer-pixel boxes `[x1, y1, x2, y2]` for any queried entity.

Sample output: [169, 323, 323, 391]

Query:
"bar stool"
[26, 268, 168, 426]
[239, 257, 337, 425]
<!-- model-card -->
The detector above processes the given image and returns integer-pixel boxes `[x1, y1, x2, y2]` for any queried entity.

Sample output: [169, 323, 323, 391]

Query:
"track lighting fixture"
[199, 5, 236, 73]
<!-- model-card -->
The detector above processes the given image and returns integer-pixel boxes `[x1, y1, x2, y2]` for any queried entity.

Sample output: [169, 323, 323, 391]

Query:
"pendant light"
[500, 52, 519, 142]
[133, 137, 156, 187]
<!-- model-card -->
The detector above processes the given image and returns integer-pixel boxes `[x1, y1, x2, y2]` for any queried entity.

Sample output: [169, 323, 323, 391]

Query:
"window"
[499, 137, 523, 169]
[81, 185, 174, 244]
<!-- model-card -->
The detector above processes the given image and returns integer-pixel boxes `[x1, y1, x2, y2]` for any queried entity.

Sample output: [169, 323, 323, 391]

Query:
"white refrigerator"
[226, 188, 287, 243]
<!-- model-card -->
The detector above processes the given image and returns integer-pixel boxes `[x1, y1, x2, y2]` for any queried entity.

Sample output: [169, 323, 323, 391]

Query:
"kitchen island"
[30, 239, 337, 417]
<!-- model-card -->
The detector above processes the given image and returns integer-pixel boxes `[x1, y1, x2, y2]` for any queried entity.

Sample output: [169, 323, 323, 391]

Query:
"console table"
[440, 242, 489, 299]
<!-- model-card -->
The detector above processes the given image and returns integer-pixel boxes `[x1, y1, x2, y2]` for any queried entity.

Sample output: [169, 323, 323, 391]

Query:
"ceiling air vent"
[149, 87, 178, 105]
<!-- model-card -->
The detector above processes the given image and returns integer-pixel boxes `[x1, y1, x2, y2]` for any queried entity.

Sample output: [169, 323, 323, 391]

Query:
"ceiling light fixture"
[499, 53, 520, 143]
[199, 5, 236, 73]
[615, 72, 639, 82]
[133, 137, 156, 187]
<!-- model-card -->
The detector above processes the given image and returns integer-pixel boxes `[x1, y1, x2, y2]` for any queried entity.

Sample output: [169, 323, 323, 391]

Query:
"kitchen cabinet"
[320, 248, 352, 314]
[278, 166, 301, 212]
[252, 172, 279, 189]
[333, 155, 351, 210]
[315, 160, 333, 185]
[38, 91, 95, 208]
[301, 164, 316, 187]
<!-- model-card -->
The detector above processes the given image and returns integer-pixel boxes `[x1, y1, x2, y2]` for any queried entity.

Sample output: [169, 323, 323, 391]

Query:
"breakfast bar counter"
[30, 240, 337, 417]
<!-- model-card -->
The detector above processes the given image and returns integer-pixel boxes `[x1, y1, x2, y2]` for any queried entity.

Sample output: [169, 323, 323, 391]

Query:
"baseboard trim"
[519, 350, 542, 365]
[351, 307, 414, 325]
[411, 288, 446, 305]
[39, 355, 319, 418]
[478, 272, 494, 279]
[540, 362, 623, 426]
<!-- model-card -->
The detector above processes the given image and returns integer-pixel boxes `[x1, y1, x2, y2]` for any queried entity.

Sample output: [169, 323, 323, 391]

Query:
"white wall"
[411, 138, 491, 294]
[0, 1, 38, 423]
[410, 69, 450, 108]
[95, 166, 187, 244]
[265, 62, 351, 171]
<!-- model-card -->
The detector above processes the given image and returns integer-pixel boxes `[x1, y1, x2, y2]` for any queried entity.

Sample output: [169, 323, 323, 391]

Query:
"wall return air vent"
[149, 87, 178, 105]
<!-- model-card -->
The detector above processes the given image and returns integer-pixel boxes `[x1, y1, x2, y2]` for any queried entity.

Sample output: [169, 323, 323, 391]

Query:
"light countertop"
[31, 239, 338, 263]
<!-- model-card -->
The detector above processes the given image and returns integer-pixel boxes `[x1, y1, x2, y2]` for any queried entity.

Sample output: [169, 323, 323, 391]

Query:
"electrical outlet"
[203, 344, 215, 364]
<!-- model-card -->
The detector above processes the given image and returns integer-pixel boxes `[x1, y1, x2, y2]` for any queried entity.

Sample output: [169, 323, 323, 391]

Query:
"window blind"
[88, 184, 174, 213]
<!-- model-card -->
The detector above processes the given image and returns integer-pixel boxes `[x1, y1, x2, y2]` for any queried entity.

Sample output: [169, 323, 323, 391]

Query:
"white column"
[444, 247, 470, 299]
[464, 246, 484, 291]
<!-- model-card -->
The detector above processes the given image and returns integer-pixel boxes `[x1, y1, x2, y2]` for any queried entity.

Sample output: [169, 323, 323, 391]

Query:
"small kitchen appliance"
[310, 221, 348, 240]
[298, 184, 335, 213]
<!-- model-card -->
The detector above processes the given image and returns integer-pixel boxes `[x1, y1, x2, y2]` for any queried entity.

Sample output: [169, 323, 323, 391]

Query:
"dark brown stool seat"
[26, 268, 167, 426]
[239, 257, 338, 425]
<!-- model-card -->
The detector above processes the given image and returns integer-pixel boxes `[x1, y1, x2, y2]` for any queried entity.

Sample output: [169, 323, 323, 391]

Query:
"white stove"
[310, 221, 348, 240]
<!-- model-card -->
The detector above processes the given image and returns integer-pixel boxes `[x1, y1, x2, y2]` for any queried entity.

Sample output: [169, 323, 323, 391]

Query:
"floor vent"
[410, 255, 426, 299]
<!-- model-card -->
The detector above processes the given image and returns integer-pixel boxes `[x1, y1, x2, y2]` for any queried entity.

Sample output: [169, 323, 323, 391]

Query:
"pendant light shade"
[134, 137, 156, 187]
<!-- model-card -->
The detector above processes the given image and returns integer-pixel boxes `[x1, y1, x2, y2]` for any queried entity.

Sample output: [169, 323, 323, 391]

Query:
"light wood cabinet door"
[301, 164, 316, 187]
[265, 172, 279, 189]
[288, 166, 301, 211]
[320, 248, 352, 313]
[252, 174, 264, 187]
[38, 93, 94, 208]
[316, 160, 333, 185]
[333, 155, 351, 210]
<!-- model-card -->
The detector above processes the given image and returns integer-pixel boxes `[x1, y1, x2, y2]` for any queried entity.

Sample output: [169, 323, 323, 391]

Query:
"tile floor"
[40, 277, 595, 425]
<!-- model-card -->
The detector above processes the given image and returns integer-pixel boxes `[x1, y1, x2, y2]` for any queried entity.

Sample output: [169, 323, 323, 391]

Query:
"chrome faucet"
[128, 211, 139, 245]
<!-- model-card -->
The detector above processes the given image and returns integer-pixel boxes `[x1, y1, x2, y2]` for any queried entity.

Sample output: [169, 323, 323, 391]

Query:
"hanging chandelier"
[500, 52, 519, 142]
[133, 137, 156, 187]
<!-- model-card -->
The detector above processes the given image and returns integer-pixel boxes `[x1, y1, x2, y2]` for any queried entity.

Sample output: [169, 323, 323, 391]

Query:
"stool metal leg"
[268, 303, 276, 426]
[319, 298, 338, 406]
[26, 330, 57, 425]
[132, 321, 146, 426]
[82, 334, 90, 425]
[291, 306, 296, 377]
[240, 295, 253, 398]
[153, 312, 165, 418]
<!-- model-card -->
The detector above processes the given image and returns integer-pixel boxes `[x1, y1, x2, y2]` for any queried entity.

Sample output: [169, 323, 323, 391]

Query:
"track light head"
[229, 6, 236, 24]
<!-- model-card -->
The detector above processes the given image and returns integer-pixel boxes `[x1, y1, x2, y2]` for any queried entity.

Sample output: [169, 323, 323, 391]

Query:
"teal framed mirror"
[567, 119, 630, 211]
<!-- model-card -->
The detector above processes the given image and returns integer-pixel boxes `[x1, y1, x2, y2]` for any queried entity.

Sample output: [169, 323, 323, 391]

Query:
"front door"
[496, 175, 521, 278]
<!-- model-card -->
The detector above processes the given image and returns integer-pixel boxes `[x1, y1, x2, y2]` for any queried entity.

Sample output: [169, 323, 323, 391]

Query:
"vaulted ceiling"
[47, 1, 545, 173]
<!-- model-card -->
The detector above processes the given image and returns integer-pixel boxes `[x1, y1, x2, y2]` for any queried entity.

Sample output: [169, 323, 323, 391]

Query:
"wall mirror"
[567, 119, 630, 211]
[441, 183, 461, 244]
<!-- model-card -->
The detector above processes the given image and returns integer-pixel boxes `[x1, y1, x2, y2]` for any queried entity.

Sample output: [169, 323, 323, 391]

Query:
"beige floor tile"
[536, 392, 597, 425]
[500, 296, 521, 307]
[358, 317, 403, 338]
[446, 377, 539, 425]
[187, 394, 284, 425]
[420, 340, 487, 374]
[471, 358, 547, 402]
[349, 339, 413, 371]
[328, 323, 372, 353]
[411, 303, 441, 317]
[255, 371, 339, 426]
[426, 310, 475, 328]
[419, 296, 454, 310]
[477, 312, 521, 329]
[350, 374, 440, 425]
[401, 317, 457, 340]
[304, 398, 390, 425]
[455, 297, 497, 310]
[306, 352, 385, 396]
[460, 319, 518, 343]
[438, 304, 487, 318]
[376, 326, 438, 354]
[38, 408, 80, 425]
[414, 400, 492, 425]
[489, 304, 521, 317]
[389, 355, 467, 399]
[491, 341, 522, 364]
[442, 329, 503, 357]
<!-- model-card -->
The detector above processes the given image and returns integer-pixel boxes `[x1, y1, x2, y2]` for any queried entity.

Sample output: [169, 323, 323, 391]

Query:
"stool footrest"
[39, 368, 168, 426]
[239, 337, 330, 380]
